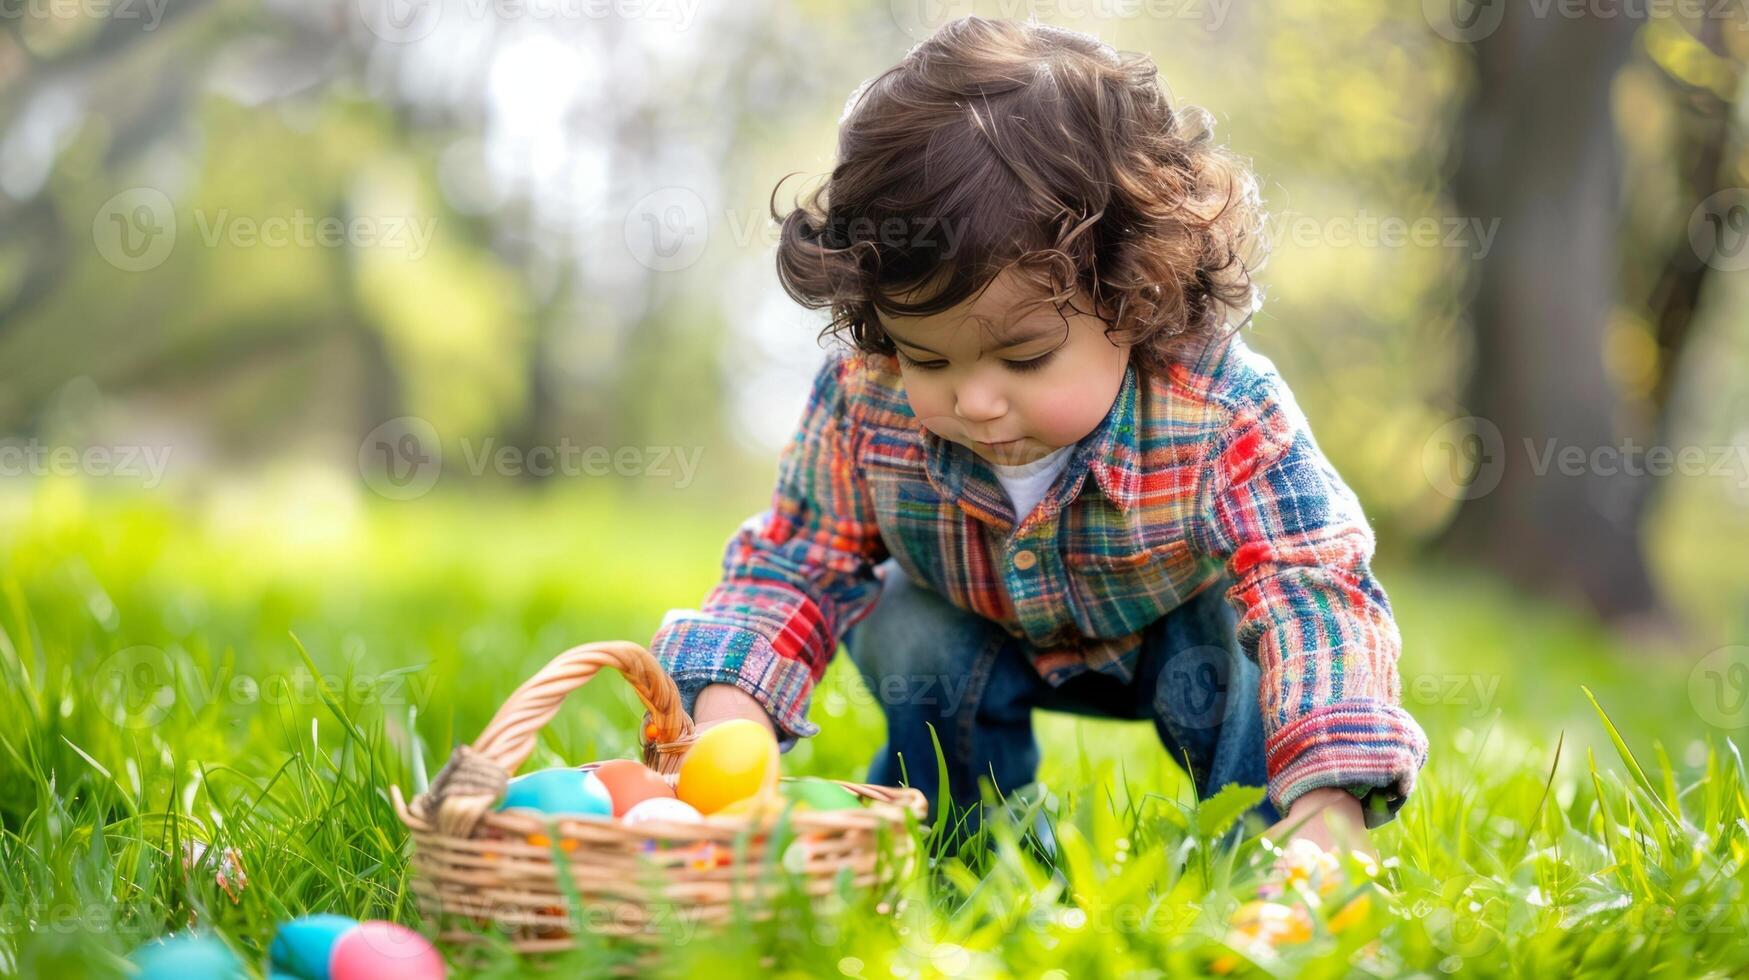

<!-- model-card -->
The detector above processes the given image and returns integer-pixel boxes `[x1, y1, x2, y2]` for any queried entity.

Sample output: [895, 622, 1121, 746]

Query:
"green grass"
[3, 480, 1748, 977]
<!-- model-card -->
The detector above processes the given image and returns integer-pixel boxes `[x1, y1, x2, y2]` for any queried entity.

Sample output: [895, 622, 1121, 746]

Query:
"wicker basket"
[390, 640, 928, 954]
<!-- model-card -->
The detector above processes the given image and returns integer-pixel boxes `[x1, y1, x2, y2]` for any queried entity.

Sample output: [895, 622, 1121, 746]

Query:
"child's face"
[877, 268, 1131, 466]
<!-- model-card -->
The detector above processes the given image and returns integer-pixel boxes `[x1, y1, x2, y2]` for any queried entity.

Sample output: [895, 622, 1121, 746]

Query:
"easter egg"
[780, 777, 863, 811]
[498, 768, 612, 817]
[676, 719, 780, 814]
[710, 789, 801, 823]
[270, 914, 359, 979]
[780, 839, 811, 874]
[328, 921, 446, 980]
[128, 932, 246, 979]
[590, 759, 676, 816]
[621, 796, 702, 827]
[182, 840, 247, 903]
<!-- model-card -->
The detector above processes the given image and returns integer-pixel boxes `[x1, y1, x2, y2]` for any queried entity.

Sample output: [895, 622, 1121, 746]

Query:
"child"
[650, 17, 1427, 857]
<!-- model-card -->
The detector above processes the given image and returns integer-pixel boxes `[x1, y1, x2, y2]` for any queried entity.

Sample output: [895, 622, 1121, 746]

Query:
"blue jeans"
[843, 558, 1280, 835]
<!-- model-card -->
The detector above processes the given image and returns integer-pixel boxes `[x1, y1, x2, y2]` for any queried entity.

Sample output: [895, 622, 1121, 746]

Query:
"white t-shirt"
[989, 444, 1076, 523]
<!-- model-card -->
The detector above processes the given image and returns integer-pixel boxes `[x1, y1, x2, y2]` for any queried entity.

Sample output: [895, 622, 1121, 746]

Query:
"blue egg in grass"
[499, 768, 612, 817]
[128, 932, 246, 979]
[269, 914, 360, 980]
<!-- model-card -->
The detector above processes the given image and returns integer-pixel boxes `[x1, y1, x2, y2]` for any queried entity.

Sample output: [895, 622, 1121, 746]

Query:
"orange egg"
[676, 719, 780, 814]
[589, 759, 677, 817]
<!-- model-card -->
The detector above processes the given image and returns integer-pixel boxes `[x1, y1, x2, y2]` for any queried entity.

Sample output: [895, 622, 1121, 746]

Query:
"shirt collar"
[918, 362, 1141, 526]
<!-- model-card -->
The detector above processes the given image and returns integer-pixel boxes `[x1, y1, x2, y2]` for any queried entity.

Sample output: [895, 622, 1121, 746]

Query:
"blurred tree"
[1439, 4, 1744, 623]
[0, 1, 834, 483]
[1635, 17, 1745, 450]
[0, 0, 215, 331]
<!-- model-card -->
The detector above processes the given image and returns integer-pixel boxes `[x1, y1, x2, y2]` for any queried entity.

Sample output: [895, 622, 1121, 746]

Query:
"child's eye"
[1002, 350, 1057, 374]
[896, 351, 947, 371]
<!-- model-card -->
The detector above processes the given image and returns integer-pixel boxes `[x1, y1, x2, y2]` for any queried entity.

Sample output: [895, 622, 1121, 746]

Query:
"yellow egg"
[676, 719, 780, 814]
[711, 789, 807, 824]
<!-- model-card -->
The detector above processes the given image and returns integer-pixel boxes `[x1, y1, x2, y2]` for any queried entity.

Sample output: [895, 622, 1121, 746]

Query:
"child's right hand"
[691, 683, 779, 738]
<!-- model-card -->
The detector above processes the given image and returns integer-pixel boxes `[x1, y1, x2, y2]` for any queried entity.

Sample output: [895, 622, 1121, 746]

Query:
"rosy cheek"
[1028, 387, 1112, 444]
[902, 384, 955, 435]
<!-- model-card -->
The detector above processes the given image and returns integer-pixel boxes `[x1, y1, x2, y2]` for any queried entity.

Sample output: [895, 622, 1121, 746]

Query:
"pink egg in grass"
[327, 921, 446, 980]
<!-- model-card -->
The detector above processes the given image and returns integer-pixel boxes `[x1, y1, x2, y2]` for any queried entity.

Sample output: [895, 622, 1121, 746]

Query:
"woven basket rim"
[392, 778, 928, 841]
[393, 640, 928, 956]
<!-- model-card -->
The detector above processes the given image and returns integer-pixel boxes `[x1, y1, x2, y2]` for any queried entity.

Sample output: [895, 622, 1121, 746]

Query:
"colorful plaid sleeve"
[649, 351, 890, 750]
[1191, 353, 1430, 828]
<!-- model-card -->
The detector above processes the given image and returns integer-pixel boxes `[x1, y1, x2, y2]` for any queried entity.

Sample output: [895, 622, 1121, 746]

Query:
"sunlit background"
[5, 1, 1746, 564]
[10, 0, 1749, 973]
[3, 1, 1749, 970]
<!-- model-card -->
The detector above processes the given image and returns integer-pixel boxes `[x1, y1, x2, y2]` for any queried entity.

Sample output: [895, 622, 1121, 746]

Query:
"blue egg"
[499, 767, 612, 816]
[268, 913, 360, 979]
[128, 933, 246, 979]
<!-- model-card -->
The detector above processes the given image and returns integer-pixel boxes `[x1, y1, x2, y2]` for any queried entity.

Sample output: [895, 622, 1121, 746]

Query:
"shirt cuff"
[1265, 700, 1429, 830]
[649, 613, 820, 752]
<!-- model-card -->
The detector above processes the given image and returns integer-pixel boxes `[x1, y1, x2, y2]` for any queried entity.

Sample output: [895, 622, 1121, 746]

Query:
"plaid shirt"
[651, 336, 1429, 822]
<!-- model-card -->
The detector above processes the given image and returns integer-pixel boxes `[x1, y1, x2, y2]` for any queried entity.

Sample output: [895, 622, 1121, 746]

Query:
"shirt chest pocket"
[1064, 540, 1197, 638]
[864, 464, 953, 585]
[866, 466, 940, 533]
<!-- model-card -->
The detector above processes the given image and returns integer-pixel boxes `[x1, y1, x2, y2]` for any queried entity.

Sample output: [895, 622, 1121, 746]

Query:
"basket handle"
[412, 640, 695, 837]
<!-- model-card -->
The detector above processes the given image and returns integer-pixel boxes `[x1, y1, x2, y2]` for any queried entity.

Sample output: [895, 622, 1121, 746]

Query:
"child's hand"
[691, 683, 778, 738]
[1257, 787, 1374, 899]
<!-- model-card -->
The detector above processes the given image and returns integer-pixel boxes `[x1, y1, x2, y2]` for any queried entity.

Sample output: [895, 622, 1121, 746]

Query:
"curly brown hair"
[771, 16, 1265, 375]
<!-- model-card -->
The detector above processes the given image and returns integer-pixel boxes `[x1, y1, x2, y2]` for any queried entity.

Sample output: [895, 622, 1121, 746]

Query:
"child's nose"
[953, 381, 1006, 423]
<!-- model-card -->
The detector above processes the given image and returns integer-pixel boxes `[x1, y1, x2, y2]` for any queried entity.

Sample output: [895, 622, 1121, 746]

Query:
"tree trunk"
[1438, 6, 1663, 619]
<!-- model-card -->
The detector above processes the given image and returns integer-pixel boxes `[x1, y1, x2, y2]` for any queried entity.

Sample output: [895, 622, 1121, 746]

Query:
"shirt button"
[1013, 549, 1038, 570]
